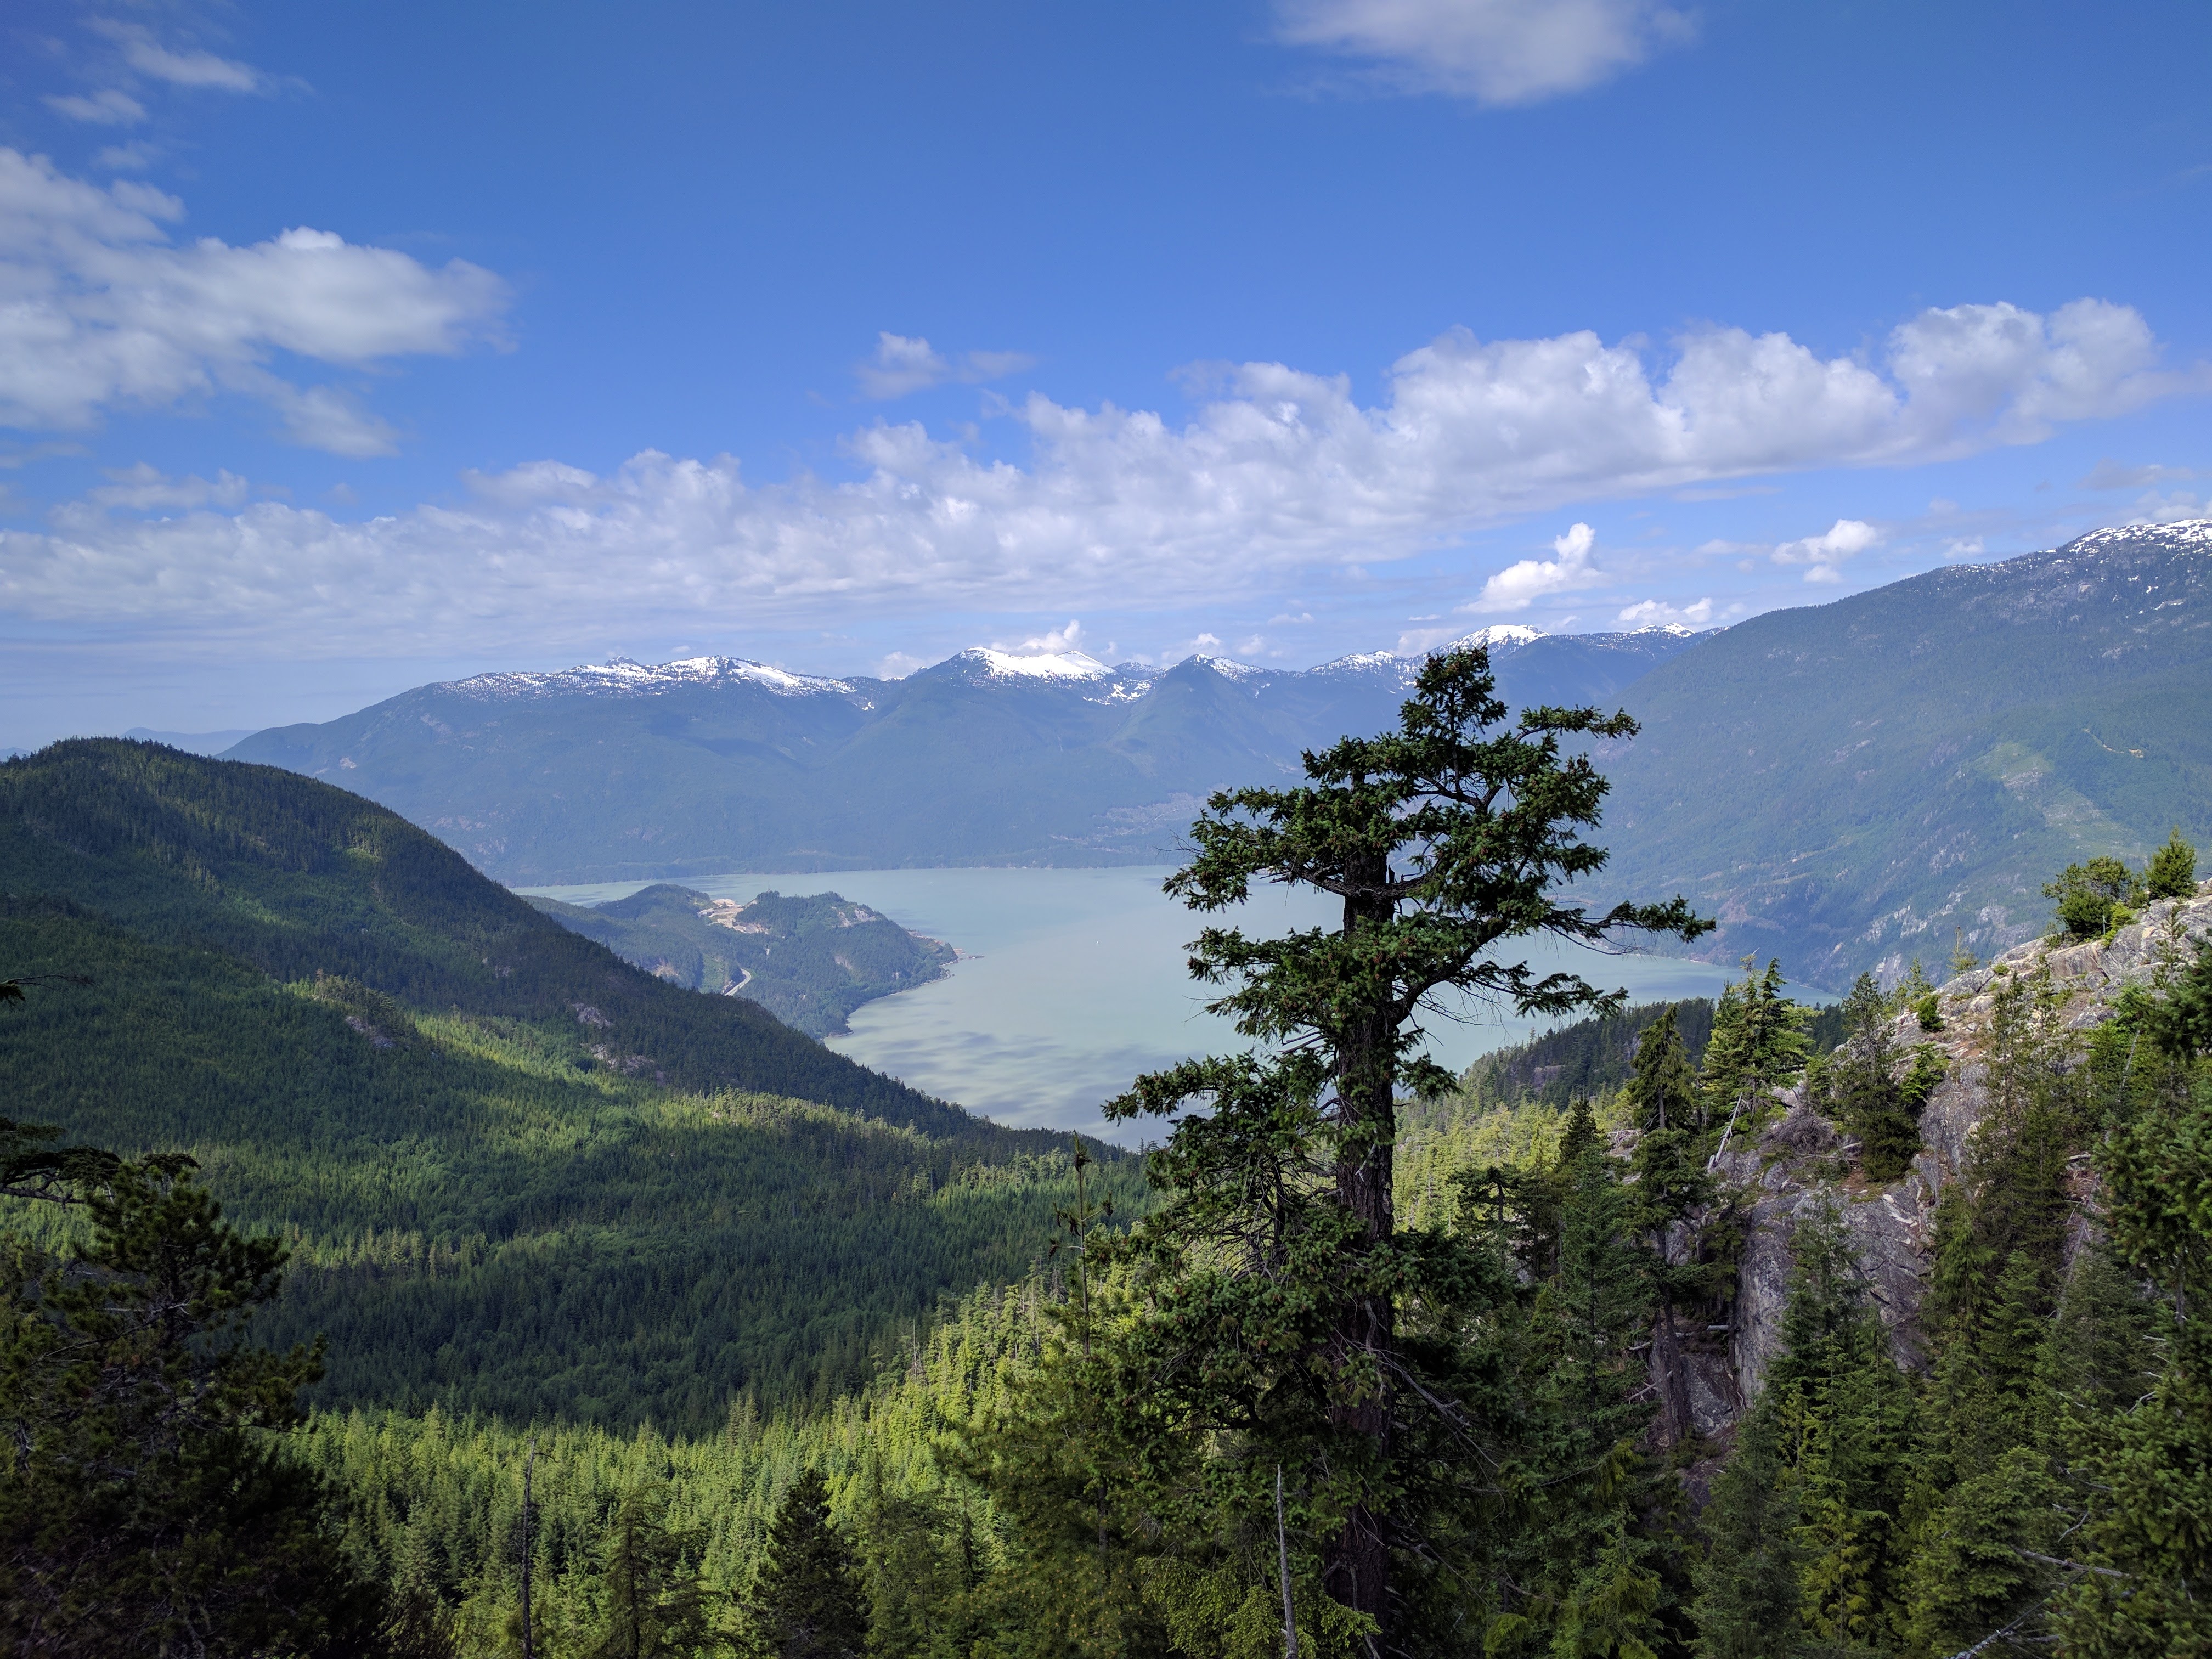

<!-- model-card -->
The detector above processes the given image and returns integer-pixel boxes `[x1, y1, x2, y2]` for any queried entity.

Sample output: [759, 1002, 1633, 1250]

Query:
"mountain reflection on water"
[520, 866, 1748, 1142]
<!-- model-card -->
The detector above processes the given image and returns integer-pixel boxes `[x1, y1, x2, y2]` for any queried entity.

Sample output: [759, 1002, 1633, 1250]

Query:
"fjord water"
[521, 866, 1744, 1141]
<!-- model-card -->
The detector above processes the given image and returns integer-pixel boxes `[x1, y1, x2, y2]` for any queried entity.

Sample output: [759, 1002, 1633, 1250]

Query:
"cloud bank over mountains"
[1, 275, 2198, 652]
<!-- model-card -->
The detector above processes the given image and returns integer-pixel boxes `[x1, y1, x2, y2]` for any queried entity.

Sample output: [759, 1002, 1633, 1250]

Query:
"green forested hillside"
[526, 884, 955, 1037]
[0, 741, 1137, 1427]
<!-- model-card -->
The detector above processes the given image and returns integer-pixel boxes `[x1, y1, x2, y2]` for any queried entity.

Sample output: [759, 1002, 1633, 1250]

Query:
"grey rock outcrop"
[1712, 879, 2212, 1419]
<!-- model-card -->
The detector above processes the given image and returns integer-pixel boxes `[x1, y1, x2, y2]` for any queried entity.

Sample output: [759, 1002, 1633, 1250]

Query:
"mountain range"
[223, 625, 1696, 882]
[215, 519, 2212, 989]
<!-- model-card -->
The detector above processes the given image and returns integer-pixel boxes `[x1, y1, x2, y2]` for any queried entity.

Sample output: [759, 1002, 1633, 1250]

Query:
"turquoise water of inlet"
[519, 866, 1747, 1143]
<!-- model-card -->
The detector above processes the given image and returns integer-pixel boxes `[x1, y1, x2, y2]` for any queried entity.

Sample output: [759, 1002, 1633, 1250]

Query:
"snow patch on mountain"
[445, 655, 857, 701]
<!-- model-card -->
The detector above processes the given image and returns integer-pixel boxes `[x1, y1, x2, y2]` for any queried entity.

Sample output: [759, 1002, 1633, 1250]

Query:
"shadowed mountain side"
[1585, 520, 2212, 988]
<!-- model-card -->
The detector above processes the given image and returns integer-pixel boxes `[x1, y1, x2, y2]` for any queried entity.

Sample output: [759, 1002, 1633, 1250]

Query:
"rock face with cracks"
[1689, 879, 2212, 1434]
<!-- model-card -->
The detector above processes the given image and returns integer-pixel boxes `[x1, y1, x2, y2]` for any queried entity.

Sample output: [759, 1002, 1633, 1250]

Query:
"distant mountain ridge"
[223, 624, 1700, 884]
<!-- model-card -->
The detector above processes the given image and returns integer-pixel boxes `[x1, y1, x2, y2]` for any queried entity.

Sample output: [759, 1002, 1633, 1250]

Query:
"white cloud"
[856, 332, 1035, 400]
[1396, 624, 1464, 653]
[0, 150, 508, 450]
[876, 651, 928, 679]
[1275, 0, 1692, 104]
[1616, 595, 1712, 625]
[0, 297, 2199, 654]
[47, 89, 147, 125]
[1770, 517, 1881, 583]
[1473, 521, 1607, 612]
[2081, 458, 2197, 490]
[90, 462, 249, 510]
[88, 20, 265, 93]
[2131, 492, 2208, 524]
[92, 143, 157, 172]
[992, 619, 1087, 654]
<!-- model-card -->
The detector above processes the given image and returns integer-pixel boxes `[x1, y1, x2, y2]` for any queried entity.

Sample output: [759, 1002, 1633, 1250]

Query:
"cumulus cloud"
[1617, 595, 1713, 625]
[87, 20, 265, 93]
[991, 618, 1087, 654]
[0, 296, 2199, 653]
[856, 332, 1036, 400]
[1275, 0, 1692, 104]
[0, 150, 508, 450]
[47, 89, 147, 125]
[1769, 517, 1881, 583]
[1473, 522, 1607, 611]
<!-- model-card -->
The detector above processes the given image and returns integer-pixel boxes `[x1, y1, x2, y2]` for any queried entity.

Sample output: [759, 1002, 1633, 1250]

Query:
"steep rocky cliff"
[1686, 877, 2212, 1437]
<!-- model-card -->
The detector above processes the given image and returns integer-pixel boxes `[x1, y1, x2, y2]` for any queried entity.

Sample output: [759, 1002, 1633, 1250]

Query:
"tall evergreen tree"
[2050, 958, 2212, 1657]
[745, 1471, 867, 1659]
[1687, 1410, 1804, 1659]
[588, 1485, 720, 1659]
[0, 1154, 384, 1656]
[1697, 960, 1808, 1158]
[1624, 1008, 1712, 1448]
[1094, 641, 1707, 1649]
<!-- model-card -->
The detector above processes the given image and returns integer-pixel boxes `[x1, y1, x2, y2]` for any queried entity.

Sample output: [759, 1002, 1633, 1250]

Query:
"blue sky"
[3, 0, 2209, 747]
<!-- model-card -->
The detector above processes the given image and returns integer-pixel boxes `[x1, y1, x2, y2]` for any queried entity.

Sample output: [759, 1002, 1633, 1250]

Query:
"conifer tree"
[1487, 1130, 1669, 1658]
[2051, 964, 2212, 1656]
[1095, 642, 1707, 1647]
[1688, 1410, 1804, 1659]
[2044, 855, 2136, 938]
[589, 1485, 719, 1659]
[2141, 827, 2198, 901]
[1697, 960, 1807, 1161]
[0, 1154, 384, 1655]
[1624, 1009, 1712, 1447]
[746, 1471, 867, 1659]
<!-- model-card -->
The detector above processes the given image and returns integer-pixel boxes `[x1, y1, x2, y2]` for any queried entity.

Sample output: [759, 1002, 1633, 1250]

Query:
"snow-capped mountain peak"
[953, 647, 1113, 681]
[1453, 624, 1547, 649]
[1187, 654, 1263, 680]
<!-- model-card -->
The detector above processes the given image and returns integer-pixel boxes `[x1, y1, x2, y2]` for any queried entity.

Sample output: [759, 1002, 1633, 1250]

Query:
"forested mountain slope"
[0, 740, 1131, 1427]
[1591, 519, 2212, 988]
[222, 626, 1697, 884]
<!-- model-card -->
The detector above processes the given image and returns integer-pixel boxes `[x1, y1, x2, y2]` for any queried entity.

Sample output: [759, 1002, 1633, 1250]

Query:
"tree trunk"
[1650, 1297, 1695, 1449]
[1327, 854, 1396, 1646]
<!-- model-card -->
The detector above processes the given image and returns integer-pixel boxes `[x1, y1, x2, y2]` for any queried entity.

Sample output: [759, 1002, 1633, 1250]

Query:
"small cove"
[520, 866, 1751, 1142]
